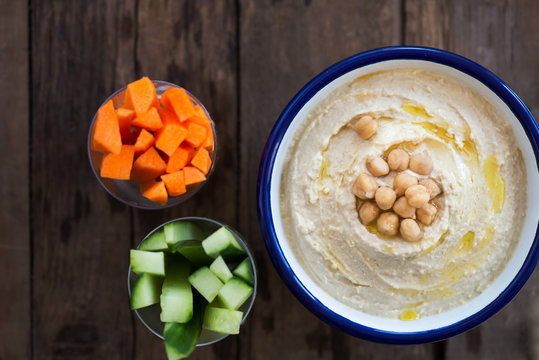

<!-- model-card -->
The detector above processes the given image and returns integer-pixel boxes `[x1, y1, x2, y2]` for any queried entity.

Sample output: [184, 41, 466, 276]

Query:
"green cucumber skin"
[216, 277, 254, 310]
[171, 240, 213, 267]
[232, 258, 253, 285]
[202, 306, 243, 335]
[164, 222, 203, 246]
[202, 227, 246, 261]
[188, 267, 224, 303]
[160, 256, 193, 323]
[163, 299, 205, 359]
[130, 250, 165, 276]
[130, 273, 164, 310]
[138, 230, 168, 251]
[209, 256, 233, 283]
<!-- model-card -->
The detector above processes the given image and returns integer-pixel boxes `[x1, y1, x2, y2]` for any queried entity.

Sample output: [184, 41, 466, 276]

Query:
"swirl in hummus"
[280, 68, 527, 319]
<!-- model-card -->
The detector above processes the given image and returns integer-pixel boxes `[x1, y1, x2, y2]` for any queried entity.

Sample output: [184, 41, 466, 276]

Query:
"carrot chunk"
[140, 179, 168, 205]
[123, 77, 159, 114]
[100, 145, 135, 180]
[116, 107, 135, 143]
[155, 108, 188, 156]
[92, 100, 122, 154]
[191, 105, 214, 149]
[161, 88, 195, 122]
[134, 129, 155, 156]
[131, 146, 167, 183]
[131, 107, 163, 131]
[190, 147, 212, 175]
[183, 166, 206, 186]
[166, 144, 194, 174]
[184, 122, 207, 148]
[203, 130, 214, 150]
[161, 171, 187, 196]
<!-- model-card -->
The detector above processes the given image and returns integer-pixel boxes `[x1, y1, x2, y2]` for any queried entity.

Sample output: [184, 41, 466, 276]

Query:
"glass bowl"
[88, 81, 216, 209]
[128, 217, 257, 345]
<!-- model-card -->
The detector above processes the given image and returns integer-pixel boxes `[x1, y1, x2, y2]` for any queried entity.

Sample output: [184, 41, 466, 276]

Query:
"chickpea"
[417, 203, 438, 225]
[409, 151, 433, 175]
[387, 149, 409, 171]
[393, 172, 418, 196]
[405, 185, 430, 208]
[393, 196, 416, 219]
[352, 173, 379, 199]
[419, 178, 442, 199]
[359, 201, 380, 225]
[377, 212, 399, 236]
[366, 156, 390, 177]
[375, 186, 397, 210]
[353, 115, 378, 140]
[400, 219, 423, 242]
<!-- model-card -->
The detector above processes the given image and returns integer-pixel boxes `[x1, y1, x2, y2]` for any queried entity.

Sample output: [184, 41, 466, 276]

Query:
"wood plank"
[237, 0, 439, 358]
[406, 0, 539, 358]
[0, 0, 30, 359]
[133, 0, 238, 358]
[31, 1, 136, 358]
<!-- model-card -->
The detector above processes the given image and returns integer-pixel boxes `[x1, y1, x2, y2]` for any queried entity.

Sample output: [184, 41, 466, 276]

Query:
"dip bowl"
[257, 46, 539, 344]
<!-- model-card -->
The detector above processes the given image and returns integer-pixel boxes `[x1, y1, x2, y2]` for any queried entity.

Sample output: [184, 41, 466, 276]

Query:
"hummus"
[280, 68, 527, 319]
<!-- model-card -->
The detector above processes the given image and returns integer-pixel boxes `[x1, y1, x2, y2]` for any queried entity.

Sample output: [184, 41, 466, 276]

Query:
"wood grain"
[237, 0, 439, 358]
[406, 0, 539, 359]
[31, 1, 136, 358]
[0, 0, 30, 359]
[134, 0, 239, 358]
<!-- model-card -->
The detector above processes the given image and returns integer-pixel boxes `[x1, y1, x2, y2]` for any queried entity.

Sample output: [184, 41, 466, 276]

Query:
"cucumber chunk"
[163, 299, 204, 359]
[209, 256, 233, 283]
[130, 250, 165, 276]
[138, 229, 168, 251]
[164, 222, 203, 246]
[202, 306, 243, 335]
[232, 258, 253, 285]
[201, 227, 246, 261]
[216, 277, 253, 310]
[171, 240, 213, 267]
[188, 266, 223, 302]
[130, 273, 164, 310]
[160, 256, 193, 323]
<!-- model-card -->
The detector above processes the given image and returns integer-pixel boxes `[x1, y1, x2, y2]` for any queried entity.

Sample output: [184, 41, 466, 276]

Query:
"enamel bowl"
[257, 46, 539, 344]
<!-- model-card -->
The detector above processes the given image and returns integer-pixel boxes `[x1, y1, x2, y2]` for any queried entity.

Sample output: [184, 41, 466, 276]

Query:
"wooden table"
[2, 0, 538, 359]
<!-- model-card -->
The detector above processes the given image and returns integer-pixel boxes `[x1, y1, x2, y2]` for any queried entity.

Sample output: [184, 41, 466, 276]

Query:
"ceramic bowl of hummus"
[257, 47, 539, 343]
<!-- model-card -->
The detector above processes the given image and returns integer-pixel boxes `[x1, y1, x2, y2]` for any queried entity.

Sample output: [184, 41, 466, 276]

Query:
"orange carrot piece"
[131, 107, 163, 131]
[123, 77, 159, 114]
[92, 100, 122, 154]
[155, 109, 188, 156]
[100, 145, 135, 180]
[158, 107, 179, 125]
[190, 147, 212, 175]
[184, 122, 207, 148]
[161, 171, 187, 196]
[116, 107, 135, 143]
[183, 166, 206, 186]
[140, 179, 168, 205]
[134, 129, 155, 156]
[161, 88, 195, 122]
[203, 130, 214, 150]
[131, 146, 167, 183]
[166, 144, 194, 173]
[190, 106, 215, 149]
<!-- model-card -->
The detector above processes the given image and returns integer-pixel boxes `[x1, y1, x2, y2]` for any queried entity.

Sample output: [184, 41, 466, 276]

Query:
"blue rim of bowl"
[256, 46, 539, 344]
[127, 216, 258, 345]
[87, 80, 217, 210]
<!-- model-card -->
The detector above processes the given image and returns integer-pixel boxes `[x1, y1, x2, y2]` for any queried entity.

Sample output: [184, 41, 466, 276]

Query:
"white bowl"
[257, 47, 539, 344]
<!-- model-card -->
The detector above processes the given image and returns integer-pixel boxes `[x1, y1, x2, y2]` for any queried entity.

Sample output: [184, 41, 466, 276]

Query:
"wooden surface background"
[1, 0, 538, 359]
